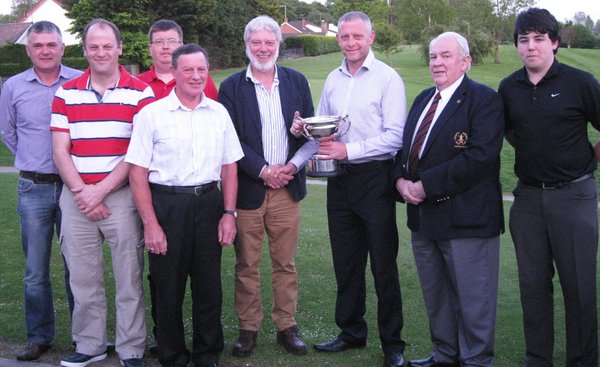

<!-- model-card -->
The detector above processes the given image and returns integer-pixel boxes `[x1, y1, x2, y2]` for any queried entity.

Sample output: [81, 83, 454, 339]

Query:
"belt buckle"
[541, 182, 554, 190]
[194, 186, 202, 195]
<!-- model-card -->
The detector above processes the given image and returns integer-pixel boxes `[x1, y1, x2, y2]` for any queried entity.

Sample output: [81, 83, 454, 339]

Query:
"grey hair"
[337, 11, 372, 33]
[244, 15, 282, 43]
[430, 31, 470, 58]
[27, 21, 63, 43]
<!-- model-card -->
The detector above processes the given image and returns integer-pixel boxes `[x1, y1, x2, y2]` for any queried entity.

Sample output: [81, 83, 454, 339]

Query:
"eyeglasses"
[151, 39, 181, 47]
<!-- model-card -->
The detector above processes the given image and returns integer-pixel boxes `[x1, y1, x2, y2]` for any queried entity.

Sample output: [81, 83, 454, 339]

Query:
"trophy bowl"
[301, 115, 349, 177]
[302, 116, 344, 140]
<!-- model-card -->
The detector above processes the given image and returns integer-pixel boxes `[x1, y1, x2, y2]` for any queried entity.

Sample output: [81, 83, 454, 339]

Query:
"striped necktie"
[408, 92, 441, 176]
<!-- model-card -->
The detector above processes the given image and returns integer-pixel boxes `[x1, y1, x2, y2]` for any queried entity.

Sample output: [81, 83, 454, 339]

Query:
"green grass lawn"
[1, 173, 596, 366]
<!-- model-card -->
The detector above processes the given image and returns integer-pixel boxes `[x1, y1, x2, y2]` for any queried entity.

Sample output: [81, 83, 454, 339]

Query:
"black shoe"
[16, 342, 51, 361]
[384, 351, 405, 367]
[107, 341, 116, 353]
[313, 336, 366, 352]
[276, 325, 307, 355]
[232, 330, 258, 357]
[61, 352, 107, 367]
[409, 355, 459, 367]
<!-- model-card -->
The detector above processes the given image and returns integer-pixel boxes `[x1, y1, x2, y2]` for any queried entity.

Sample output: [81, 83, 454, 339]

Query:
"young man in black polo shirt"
[498, 7, 600, 367]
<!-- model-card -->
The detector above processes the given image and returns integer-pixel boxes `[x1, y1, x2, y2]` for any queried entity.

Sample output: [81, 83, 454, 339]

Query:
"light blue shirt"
[317, 50, 406, 163]
[0, 65, 82, 173]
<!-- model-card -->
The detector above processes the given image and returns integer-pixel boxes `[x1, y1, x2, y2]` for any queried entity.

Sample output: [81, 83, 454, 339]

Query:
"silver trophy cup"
[301, 115, 349, 177]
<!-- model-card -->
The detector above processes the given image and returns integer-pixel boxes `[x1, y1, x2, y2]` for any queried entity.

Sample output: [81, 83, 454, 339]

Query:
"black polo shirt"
[499, 59, 600, 184]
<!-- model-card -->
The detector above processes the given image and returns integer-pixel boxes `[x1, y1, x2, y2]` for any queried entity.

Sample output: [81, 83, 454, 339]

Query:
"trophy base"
[306, 157, 342, 177]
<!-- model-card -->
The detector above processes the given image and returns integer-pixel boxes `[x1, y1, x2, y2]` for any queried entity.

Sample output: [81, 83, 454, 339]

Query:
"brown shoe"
[16, 342, 51, 361]
[277, 325, 307, 355]
[232, 330, 258, 357]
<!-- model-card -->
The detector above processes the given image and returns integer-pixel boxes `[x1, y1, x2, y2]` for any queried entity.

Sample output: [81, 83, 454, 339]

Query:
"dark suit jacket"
[393, 76, 505, 240]
[218, 66, 314, 210]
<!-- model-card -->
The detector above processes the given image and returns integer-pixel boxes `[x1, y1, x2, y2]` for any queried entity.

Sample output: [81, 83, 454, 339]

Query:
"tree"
[397, 0, 454, 44]
[10, 0, 36, 19]
[65, 0, 151, 66]
[372, 21, 402, 66]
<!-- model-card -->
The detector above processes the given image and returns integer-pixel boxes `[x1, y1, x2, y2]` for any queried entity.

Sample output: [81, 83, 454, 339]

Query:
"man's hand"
[290, 111, 304, 138]
[396, 178, 426, 205]
[84, 202, 112, 221]
[72, 183, 108, 214]
[144, 222, 168, 255]
[218, 214, 236, 246]
[261, 164, 293, 189]
[318, 139, 347, 160]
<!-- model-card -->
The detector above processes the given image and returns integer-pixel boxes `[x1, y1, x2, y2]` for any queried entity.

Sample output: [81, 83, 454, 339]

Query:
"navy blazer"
[393, 76, 505, 240]
[218, 66, 314, 210]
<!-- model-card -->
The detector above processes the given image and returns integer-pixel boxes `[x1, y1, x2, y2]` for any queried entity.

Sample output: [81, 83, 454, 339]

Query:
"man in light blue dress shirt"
[0, 21, 81, 361]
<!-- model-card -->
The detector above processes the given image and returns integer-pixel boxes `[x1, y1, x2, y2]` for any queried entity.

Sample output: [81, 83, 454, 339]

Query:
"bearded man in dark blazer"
[218, 15, 314, 358]
[393, 32, 504, 367]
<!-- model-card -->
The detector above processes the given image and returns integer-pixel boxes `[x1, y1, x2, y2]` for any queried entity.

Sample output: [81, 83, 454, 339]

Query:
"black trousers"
[149, 185, 224, 367]
[326, 160, 405, 354]
[510, 179, 598, 367]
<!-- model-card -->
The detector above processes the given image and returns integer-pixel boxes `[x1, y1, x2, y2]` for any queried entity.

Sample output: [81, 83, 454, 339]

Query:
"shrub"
[284, 35, 338, 56]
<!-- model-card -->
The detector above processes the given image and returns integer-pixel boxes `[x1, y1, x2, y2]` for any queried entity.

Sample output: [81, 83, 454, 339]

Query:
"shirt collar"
[166, 87, 211, 111]
[438, 74, 465, 101]
[339, 49, 375, 76]
[516, 58, 559, 84]
[25, 64, 71, 85]
[245, 64, 279, 86]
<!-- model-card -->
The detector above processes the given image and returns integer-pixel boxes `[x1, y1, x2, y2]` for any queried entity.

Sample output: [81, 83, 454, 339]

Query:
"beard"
[246, 47, 279, 73]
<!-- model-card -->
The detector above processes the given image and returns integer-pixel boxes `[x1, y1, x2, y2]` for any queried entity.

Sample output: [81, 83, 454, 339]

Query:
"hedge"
[284, 35, 339, 57]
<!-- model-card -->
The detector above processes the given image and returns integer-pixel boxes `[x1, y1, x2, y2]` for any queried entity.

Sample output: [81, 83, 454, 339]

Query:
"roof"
[0, 23, 32, 45]
[16, 0, 65, 23]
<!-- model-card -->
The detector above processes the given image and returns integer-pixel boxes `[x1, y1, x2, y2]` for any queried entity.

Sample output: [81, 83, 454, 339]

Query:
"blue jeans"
[17, 177, 73, 344]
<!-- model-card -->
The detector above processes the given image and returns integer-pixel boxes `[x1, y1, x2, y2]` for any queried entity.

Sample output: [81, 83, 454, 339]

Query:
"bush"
[64, 44, 83, 58]
[62, 57, 88, 71]
[0, 62, 29, 76]
[284, 35, 338, 56]
[0, 44, 28, 64]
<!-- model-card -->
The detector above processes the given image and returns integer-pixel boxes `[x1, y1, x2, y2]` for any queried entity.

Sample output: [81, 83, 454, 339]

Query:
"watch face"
[224, 210, 237, 218]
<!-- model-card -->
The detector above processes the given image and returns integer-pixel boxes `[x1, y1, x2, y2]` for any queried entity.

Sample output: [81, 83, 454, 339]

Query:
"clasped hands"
[72, 183, 111, 222]
[262, 163, 296, 189]
[396, 178, 426, 205]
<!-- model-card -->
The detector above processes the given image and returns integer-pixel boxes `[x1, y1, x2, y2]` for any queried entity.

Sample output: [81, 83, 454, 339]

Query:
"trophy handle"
[337, 115, 351, 138]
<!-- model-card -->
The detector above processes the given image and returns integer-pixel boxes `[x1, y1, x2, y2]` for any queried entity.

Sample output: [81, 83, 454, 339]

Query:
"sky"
[0, 0, 598, 22]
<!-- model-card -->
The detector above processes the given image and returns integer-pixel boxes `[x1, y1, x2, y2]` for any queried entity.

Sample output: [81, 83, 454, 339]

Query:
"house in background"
[280, 17, 337, 39]
[1, 0, 78, 46]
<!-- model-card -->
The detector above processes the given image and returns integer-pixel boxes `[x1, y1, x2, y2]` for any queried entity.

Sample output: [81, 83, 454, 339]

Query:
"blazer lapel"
[241, 76, 263, 138]
[277, 68, 294, 129]
[421, 77, 469, 157]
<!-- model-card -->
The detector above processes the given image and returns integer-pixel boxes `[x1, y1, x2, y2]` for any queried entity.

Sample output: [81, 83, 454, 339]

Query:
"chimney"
[301, 18, 307, 29]
[321, 20, 328, 34]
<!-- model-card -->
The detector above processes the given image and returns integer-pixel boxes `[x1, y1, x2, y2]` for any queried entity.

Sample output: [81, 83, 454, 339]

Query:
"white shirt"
[126, 89, 244, 186]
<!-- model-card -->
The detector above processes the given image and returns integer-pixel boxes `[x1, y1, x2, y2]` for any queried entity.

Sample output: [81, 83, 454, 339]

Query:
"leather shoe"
[409, 355, 459, 367]
[16, 342, 51, 361]
[313, 336, 366, 352]
[232, 330, 257, 357]
[276, 325, 307, 355]
[385, 351, 405, 367]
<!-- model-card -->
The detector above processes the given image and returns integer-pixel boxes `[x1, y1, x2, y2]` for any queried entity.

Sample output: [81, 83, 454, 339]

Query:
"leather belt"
[521, 173, 593, 190]
[150, 181, 217, 195]
[19, 171, 62, 184]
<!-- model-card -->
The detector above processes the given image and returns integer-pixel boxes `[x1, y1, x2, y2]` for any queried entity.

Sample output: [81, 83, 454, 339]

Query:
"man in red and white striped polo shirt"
[51, 19, 154, 367]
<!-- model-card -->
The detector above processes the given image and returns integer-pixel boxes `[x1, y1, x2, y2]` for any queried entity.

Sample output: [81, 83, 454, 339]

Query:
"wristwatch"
[224, 210, 238, 218]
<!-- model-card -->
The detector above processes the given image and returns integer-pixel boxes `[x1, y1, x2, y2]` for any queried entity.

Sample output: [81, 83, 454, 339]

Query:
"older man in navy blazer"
[393, 32, 504, 367]
[218, 15, 314, 358]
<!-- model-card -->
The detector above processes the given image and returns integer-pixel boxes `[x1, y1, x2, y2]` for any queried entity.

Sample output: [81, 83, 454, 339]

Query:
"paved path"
[0, 358, 54, 367]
